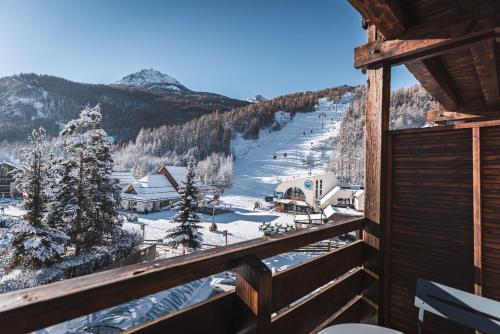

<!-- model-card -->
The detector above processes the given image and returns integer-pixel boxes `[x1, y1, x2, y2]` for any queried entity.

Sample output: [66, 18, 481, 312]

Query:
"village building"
[111, 171, 137, 191]
[119, 165, 215, 213]
[0, 161, 21, 199]
[122, 175, 178, 213]
[273, 172, 364, 213]
[273, 172, 338, 212]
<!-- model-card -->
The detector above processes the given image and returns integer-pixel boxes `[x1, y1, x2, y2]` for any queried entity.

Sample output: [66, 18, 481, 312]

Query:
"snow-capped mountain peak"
[114, 69, 189, 92]
[244, 95, 266, 103]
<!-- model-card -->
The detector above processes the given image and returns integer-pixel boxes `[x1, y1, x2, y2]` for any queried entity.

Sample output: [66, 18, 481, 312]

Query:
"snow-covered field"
[223, 97, 351, 208]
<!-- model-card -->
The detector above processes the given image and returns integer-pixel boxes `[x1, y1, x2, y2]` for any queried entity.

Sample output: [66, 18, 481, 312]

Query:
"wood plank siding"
[480, 126, 500, 301]
[385, 121, 500, 333]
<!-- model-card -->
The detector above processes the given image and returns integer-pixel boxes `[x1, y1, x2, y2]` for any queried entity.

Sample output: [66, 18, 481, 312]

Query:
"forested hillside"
[0, 73, 247, 142]
[330, 85, 433, 184]
[114, 85, 356, 177]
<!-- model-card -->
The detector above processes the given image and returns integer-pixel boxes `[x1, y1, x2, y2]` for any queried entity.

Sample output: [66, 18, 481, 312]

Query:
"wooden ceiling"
[348, 0, 500, 117]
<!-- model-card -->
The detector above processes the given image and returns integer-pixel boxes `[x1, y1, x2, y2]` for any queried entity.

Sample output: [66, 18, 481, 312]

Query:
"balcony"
[0, 217, 371, 333]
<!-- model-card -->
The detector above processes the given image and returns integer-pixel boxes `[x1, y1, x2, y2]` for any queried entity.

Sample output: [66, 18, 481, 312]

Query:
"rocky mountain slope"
[0, 70, 248, 142]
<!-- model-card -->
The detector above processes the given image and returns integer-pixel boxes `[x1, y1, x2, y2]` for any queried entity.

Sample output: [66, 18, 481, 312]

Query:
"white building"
[273, 173, 364, 213]
[273, 172, 338, 212]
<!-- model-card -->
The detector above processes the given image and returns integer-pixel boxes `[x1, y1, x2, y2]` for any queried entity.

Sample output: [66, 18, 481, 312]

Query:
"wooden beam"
[365, 64, 390, 224]
[354, 13, 496, 68]
[347, 0, 406, 39]
[363, 18, 391, 320]
[471, 39, 500, 107]
[472, 127, 483, 296]
[236, 256, 272, 333]
[406, 58, 459, 110]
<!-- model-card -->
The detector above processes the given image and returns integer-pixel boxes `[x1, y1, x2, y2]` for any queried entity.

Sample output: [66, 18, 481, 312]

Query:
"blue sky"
[0, 0, 417, 99]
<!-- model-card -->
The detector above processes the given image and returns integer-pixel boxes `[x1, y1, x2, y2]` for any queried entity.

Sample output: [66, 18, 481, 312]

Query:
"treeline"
[114, 85, 356, 176]
[330, 85, 433, 184]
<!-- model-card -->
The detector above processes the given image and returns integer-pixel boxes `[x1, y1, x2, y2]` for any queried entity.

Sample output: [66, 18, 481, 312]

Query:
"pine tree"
[59, 105, 122, 254]
[10, 128, 68, 268]
[165, 157, 203, 253]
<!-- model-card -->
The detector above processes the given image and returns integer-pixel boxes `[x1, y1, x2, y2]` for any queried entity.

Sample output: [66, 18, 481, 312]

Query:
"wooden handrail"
[126, 241, 366, 334]
[0, 217, 364, 333]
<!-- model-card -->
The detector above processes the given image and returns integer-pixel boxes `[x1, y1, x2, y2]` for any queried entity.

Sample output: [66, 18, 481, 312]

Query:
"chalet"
[121, 175, 178, 213]
[0, 161, 21, 199]
[111, 171, 137, 191]
[2, 2, 500, 334]
[159, 166, 187, 191]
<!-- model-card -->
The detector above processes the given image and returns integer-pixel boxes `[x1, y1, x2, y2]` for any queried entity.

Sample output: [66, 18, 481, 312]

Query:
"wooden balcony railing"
[0, 217, 371, 334]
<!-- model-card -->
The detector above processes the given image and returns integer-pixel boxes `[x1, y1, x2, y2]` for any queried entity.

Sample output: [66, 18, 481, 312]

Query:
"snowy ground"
[223, 97, 351, 208]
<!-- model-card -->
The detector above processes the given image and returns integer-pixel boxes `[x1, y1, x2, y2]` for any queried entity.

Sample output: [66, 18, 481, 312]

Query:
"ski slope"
[223, 96, 353, 208]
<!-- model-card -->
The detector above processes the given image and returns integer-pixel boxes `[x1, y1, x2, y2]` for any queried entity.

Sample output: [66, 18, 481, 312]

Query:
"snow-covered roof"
[163, 166, 187, 184]
[123, 184, 178, 201]
[0, 161, 22, 170]
[123, 174, 179, 201]
[139, 174, 171, 188]
[323, 205, 363, 218]
[112, 171, 136, 187]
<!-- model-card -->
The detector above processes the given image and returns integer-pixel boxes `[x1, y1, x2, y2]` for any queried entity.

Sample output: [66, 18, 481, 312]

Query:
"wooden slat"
[381, 133, 393, 326]
[473, 127, 483, 296]
[479, 126, 500, 302]
[125, 291, 237, 334]
[236, 256, 272, 332]
[270, 269, 363, 334]
[354, 12, 496, 68]
[0, 217, 364, 334]
[470, 39, 500, 107]
[347, 0, 406, 39]
[272, 240, 363, 312]
[406, 58, 458, 110]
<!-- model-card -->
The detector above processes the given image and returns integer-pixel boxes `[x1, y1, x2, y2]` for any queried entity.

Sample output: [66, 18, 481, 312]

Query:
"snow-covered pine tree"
[10, 128, 68, 268]
[59, 105, 122, 254]
[165, 157, 203, 253]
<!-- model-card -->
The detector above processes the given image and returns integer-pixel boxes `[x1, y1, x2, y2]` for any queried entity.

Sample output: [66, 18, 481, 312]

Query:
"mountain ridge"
[0, 72, 248, 142]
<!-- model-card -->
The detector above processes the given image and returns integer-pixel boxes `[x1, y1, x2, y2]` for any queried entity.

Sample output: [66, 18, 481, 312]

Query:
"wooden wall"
[480, 126, 500, 301]
[384, 123, 500, 333]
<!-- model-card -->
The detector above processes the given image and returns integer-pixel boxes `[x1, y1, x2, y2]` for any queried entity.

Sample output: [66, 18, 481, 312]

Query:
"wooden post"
[236, 256, 272, 333]
[363, 24, 391, 326]
[472, 127, 483, 296]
